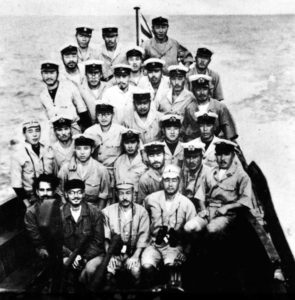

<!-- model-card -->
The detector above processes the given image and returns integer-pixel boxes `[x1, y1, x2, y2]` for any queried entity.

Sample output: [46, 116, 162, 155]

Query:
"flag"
[140, 13, 153, 41]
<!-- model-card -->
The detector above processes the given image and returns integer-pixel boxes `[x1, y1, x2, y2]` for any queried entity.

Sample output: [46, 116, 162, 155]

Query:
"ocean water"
[0, 14, 295, 252]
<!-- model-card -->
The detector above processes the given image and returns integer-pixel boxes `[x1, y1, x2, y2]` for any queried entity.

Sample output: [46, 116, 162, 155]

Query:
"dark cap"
[74, 134, 94, 147]
[152, 16, 169, 26]
[215, 140, 237, 155]
[113, 64, 132, 76]
[61, 45, 78, 56]
[41, 62, 59, 72]
[96, 102, 114, 114]
[102, 27, 118, 37]
[195, 112, 218, 124]
[122, 129, 140, 143]
[64, 179, 85, 191]
[196, 47, 213, 58]
[53, 117, 72, 129]
[184, 148, 203, 156]
[126, 46, 144, 59]
[133, 91, 151, 102]
[85, 60, 103, 73]
[144, 142, 165, 155]
[76, 26, 93, 36]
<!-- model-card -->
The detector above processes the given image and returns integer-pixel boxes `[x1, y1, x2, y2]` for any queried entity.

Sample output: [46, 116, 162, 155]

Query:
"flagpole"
[134, 6, 140, 46]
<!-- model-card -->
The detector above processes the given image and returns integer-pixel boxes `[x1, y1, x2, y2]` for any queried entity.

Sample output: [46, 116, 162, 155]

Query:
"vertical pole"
[134, 6, 140, 46]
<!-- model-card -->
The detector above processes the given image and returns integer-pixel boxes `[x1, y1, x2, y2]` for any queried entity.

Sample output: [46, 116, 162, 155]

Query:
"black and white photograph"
[0, 0, 294, 297]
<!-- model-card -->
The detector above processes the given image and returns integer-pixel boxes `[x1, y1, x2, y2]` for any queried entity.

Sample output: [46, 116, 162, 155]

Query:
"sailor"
[79, 60, 109, 123]
[39, 61, 91, 134]
[24, 174, 60, 259]
[139, 58, 170, 104]
[103, 64, 137, 124]
[97, 26, 126, 82]
[126, 46, 145, 87]
[114, 129, 147, 202]
[58, 133, 110, 210]
[122, 90, 162, 144]
[61, 179, 105, 285]
[188, 46, 224, 101]
[10, 120, 54, 207]
[142, 16, 193, 74]
[161, 113, 184, 168]
[141, 164, 196, 289]
[156, 64, 194, 116]
[137, 142, 166, 205]
[182, 74, 237, 142]
[51, 113, 75, 173]
[102, 182, 150, 288]
[75, 26, 94, 63]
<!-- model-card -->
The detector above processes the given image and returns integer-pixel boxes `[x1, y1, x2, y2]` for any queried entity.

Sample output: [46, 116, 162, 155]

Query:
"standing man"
[156, 65, 194, 116]
[40, 61, 91, 134]
[58, 133, 110, 210]
[182, 74, 237, 142]
[122, 90, 162, 144]
[142, 16, 193, 74]
[11, 120, 54, 207]
[114, 129, 147, 202]
[61, 179, 105, 285]
[126, 46, 145, 87]
[141, 164, 196, 288]
[161, 114, 184, 168]
[102, 182, 150, 288]
[137, 142, 166, 205]
[75, 26, 94, 63]
[188, 46, 224, 101]
[97, 26, 126, 82]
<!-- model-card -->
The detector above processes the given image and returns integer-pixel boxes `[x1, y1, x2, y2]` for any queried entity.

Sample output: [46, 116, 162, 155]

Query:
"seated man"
[114, 129, 147, 202]
[160, 113, 184, 168]
[102, 182, 150, 288]
[141, 164, 196, 288]
[61, 179, 105, 285]
[58, 133, 110, 210]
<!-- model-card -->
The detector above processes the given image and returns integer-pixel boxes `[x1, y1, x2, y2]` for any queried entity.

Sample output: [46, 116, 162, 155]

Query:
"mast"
[134, 6, 140, 46]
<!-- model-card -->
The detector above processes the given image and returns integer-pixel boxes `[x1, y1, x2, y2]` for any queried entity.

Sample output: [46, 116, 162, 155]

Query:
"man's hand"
[38, 248, 49, 259]
[126, 256, 140, 270]
[72, 255, 83, 270]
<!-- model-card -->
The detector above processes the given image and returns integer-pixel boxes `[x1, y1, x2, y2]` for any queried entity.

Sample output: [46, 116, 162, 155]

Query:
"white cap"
[50, 111, 73, 124]
[189, 74, 212, 83]
[214, 138, 237, 148]
[167, 64, 188, 74]
[182, 139, 205, 153]
[85, 59, 104, 67]
[194, 111, 218, 120]
[162, 164, 181, 179]
[143, 58, 166, 68]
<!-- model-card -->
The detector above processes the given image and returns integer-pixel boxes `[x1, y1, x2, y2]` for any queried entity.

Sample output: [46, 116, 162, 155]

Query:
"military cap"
[76, 26, 93, 36]
[182, 139, 205, 156]
[122, 129, 140, 143]
[189, 74, 212, 88]
[162, 164, 181, 179]
[215, 139, 237, 155]
[113, 64, 132, 76]
[95, 100, 114, 114]
[144, 141, 165, 155]
[126, 46, 144, 58]
[73, 133, 95, 147]
[51, 113, 73, 128]
[168, 64, 188, 77]
[160, 113, 182, 128]
[133, 89, 151, 102]
[85, 59, 104, 73]
[64, 179, 85, 191]
[143, 58, 165, 70]
[22, 119, 41, 132]
[41, 61, 59, 72]
[196, 46, 214, 58]
[60, 44, 78, 56]
[195, 111, 218, 124]
[152, 16, 169, 26]
[102, 26, 118, 37]
[116, 181, 134, 190]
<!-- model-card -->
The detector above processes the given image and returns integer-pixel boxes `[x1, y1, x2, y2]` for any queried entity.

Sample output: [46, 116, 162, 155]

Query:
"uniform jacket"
[51, 140, 75, 174]
[102, 203, 150, 251]
[164, 141, 184, 168]
[61, 202, 105, 260]
[60, 63, 86, 86]
[77, 45, 95, 63]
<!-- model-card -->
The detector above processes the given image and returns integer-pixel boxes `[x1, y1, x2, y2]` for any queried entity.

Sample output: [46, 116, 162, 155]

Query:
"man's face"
[117, 188, 133, 208]
[128, 56, 142, 72]
[62, 53, 78, 70]
[66, 188, 84, 207]
[97, 112, 113, 127]
[152, 24, 169, 40]
[164, 126, 180, 143]
[147, 152, 165, 170]
[104, 35, 118, 49]
[54, 125, 72, 143]
[196, 56, 211, 71]
[36, 181, 54, 201]
[134, 99, 151, 117]
[147, 68, 162, 86]
[170, 75, 185, 94]
[216, 151, 235, 170]
[199, 122, 214, 142]
[185, 152, 203, 171]
[75, 145, 92, 163]
[123, 140, 139, 156]
[115, 74, 129, 91]
[193, 86, 210, 103]
[41, 70, 58, 87]
[76, 33, 91, 49]
[86, 71, 102, 88]
[163, 177, 180, 195]
[24, 126, 41, 146]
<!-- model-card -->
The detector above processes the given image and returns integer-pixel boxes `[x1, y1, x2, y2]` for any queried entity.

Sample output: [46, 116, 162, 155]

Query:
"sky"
[0, 0, 295, 16]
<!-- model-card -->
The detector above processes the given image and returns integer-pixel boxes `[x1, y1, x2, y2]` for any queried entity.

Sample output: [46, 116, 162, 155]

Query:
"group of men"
[10, 15, 253, 292]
